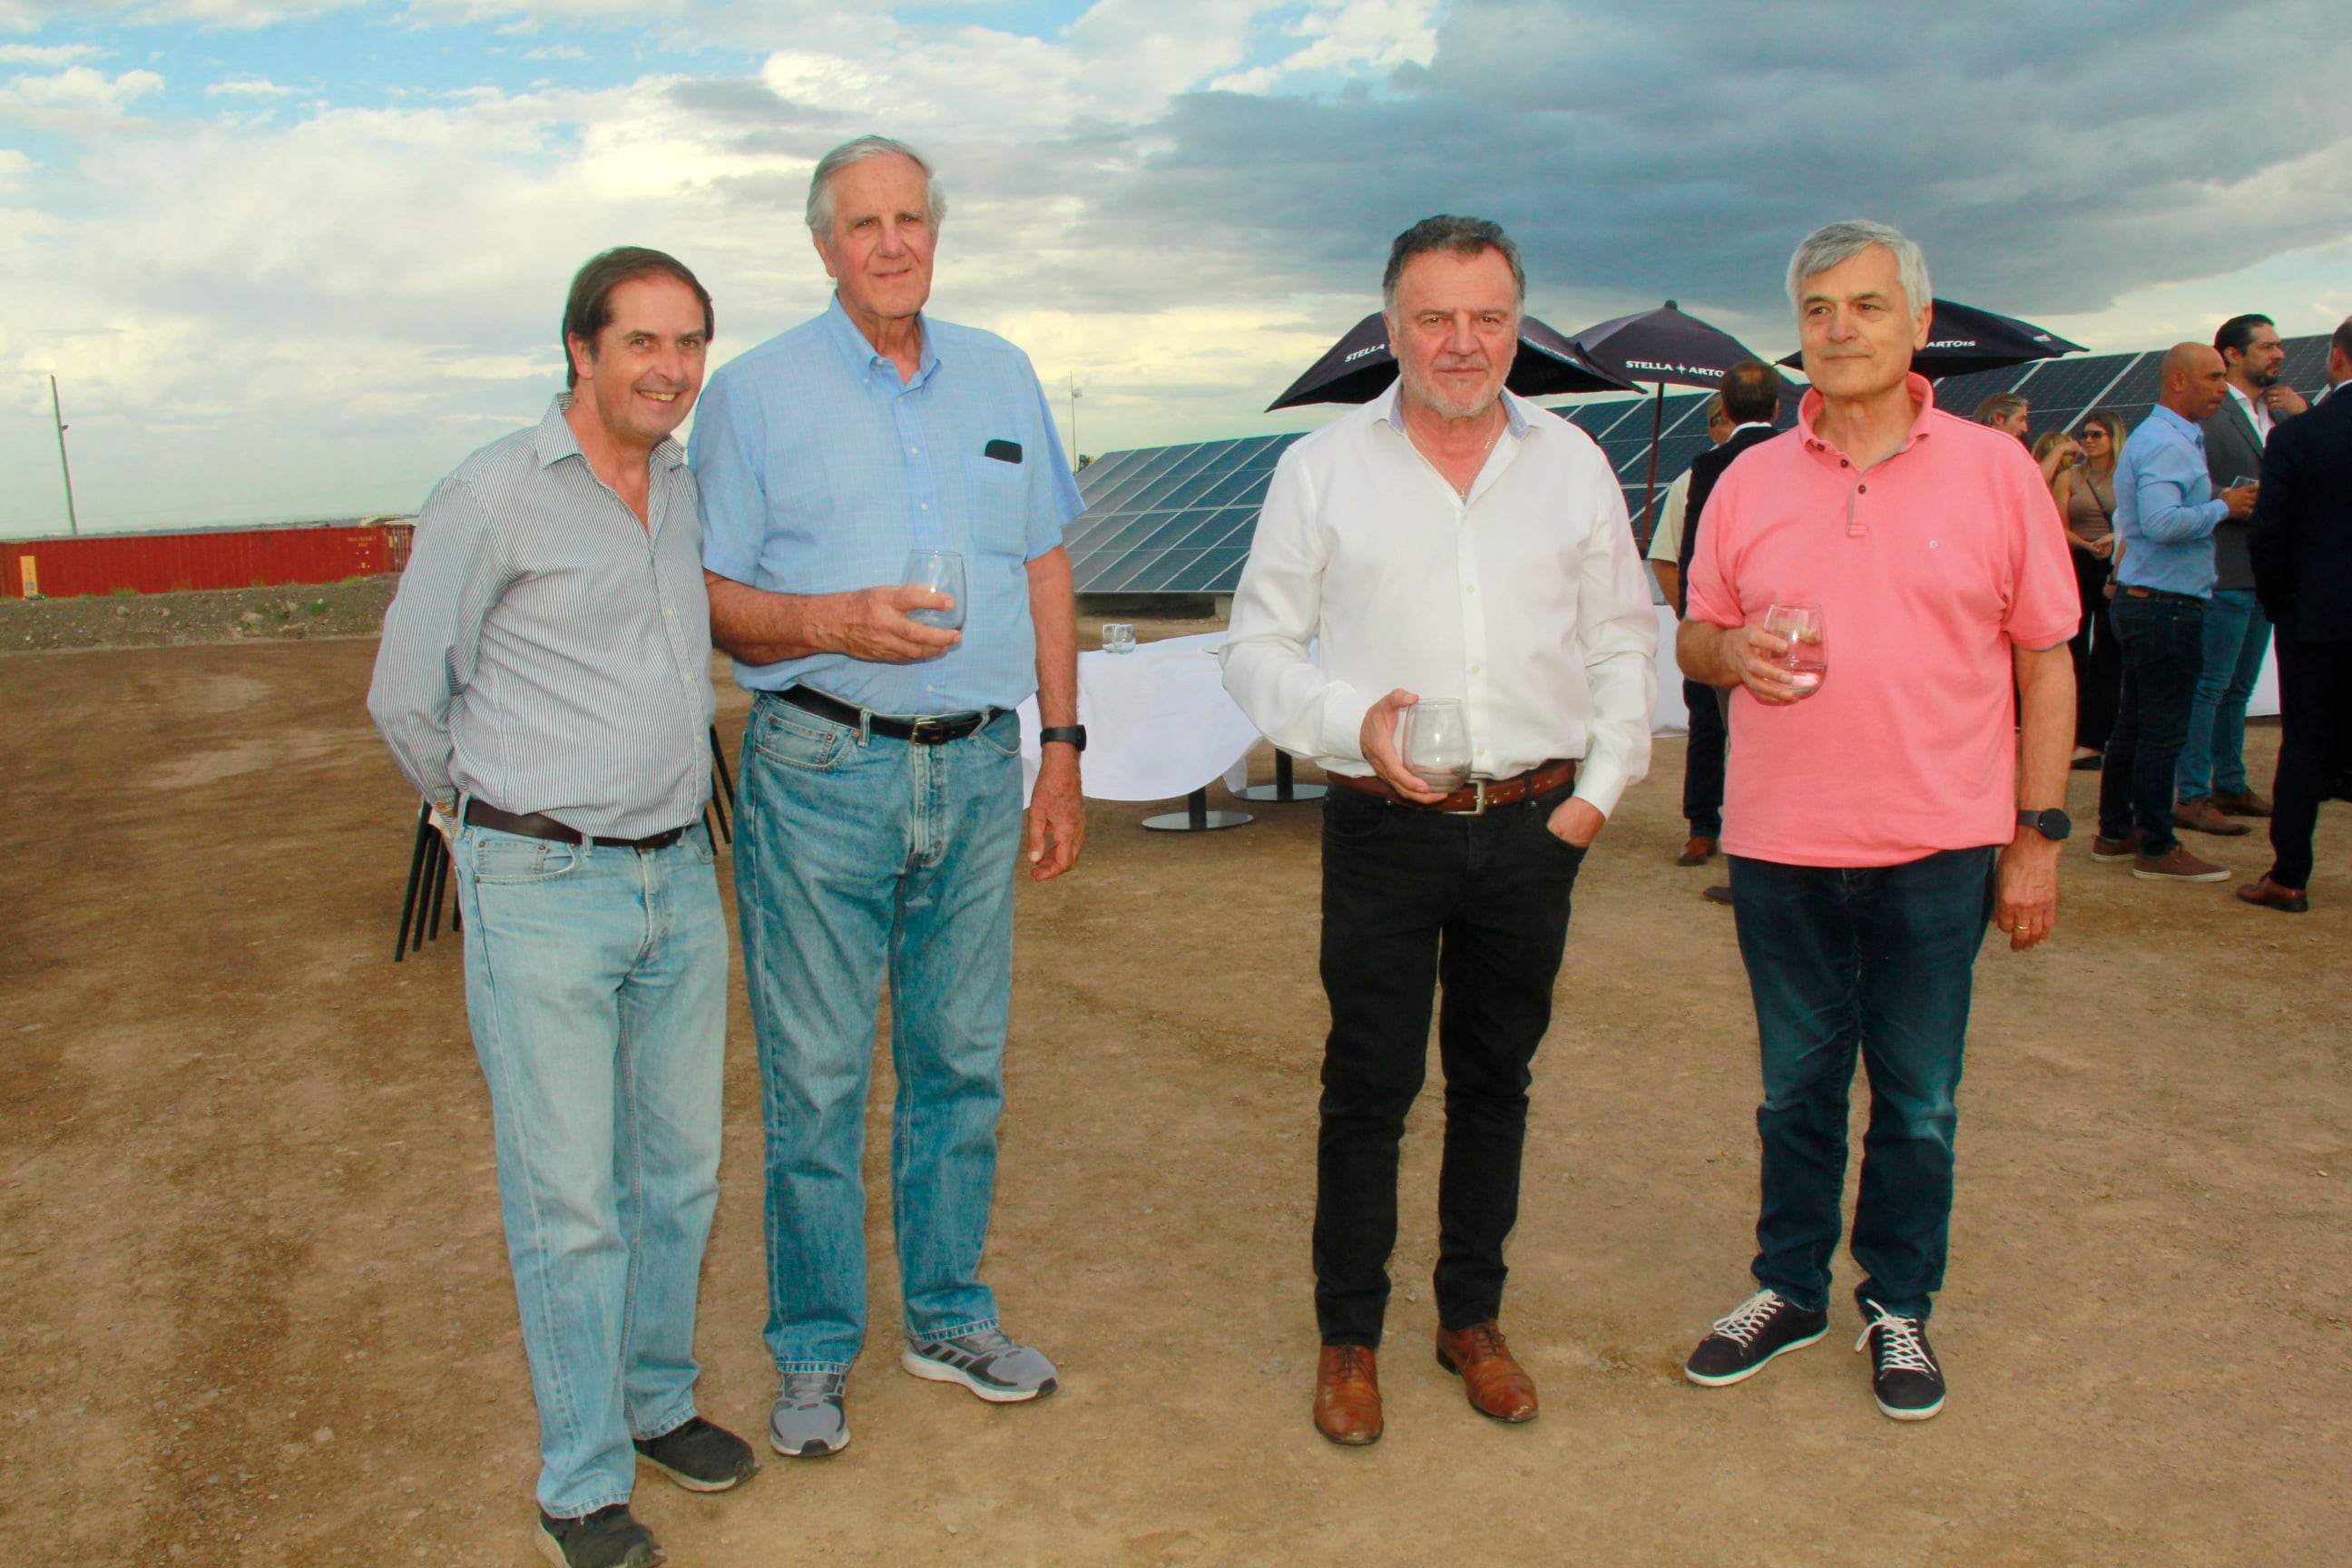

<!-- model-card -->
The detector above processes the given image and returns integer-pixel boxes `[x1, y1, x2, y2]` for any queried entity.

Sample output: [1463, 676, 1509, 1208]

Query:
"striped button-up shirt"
[368, 395, 716, 838]
[691, 295, 1083, 713]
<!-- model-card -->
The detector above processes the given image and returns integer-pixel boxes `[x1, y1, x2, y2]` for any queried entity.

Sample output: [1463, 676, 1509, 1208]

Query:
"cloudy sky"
[1, 0, 2347, 535]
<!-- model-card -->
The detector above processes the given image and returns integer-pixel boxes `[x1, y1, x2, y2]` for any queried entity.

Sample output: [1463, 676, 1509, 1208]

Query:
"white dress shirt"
[1220, 385, 1659, 817]
[2228, 384, 2274, 442]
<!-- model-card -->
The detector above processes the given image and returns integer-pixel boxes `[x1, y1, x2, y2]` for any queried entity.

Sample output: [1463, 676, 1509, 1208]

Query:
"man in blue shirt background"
[691, 135, 1086, 1460]
[2094, 342, 2259, 881]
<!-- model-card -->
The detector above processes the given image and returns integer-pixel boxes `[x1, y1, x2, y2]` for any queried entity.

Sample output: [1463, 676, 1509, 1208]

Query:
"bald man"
[2093, 345, 2259, 882]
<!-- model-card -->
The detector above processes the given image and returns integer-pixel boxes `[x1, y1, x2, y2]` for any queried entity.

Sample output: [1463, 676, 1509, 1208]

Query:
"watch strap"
[1037, 724, 1087, 752]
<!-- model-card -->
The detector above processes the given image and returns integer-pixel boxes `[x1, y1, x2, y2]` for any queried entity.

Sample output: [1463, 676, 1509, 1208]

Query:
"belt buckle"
[1441, 779, 1489, 817]
[908, 717, 947, 745]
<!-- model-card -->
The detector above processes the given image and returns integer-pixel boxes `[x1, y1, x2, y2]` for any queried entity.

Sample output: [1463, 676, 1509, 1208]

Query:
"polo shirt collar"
[823, 291, 939, 387]
[534, 393, 687, 472]
[1797, 371, 1938, 460]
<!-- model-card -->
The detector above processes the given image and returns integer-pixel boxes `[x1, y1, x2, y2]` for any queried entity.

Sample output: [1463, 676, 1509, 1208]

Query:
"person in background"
[1648, 395, 1733, 866]
[369, 247, 756, 1568]
[2031, 427, 2082, 490]
[2050, 410, 2128, 768]
[1975, 391, 2030, 442]
[2093, 344, 2259, 880]
[2240, 317, 2352, 912]
[2177, 313, 2311, 835]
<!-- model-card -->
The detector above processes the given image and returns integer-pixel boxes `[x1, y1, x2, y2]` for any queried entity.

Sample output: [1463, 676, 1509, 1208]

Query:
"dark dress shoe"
[2212, 789, 2273, 818]
[2236, 877, 2308, 913]
[2071, 752, 2104, 770]
[2172, 799, 2249, 837]
[1435, 1321, 1538, 1423]
[1313, 1346, 1382, 1446]
[1702, 884, 1733, 906]
[1677, 836, 1719, 867]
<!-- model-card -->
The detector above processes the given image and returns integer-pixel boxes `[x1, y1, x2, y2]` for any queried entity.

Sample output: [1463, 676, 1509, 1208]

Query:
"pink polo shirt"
[1684, 375, 2078, 867]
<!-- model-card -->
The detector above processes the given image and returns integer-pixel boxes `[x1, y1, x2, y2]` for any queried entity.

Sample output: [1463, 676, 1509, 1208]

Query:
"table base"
[1142, 788, 1253, 833]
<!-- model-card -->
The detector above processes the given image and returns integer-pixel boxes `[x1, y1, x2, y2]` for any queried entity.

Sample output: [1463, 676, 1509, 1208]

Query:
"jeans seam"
[777, 1360, 854, 1376]
[911, 1316, 999, 1346]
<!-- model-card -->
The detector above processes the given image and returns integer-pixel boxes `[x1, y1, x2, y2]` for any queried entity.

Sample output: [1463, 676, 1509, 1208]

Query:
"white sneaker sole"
[898, 1346, 1053, 1403]
[1682, 1324, 1828, 1387]
[1875, 1390, 1945, 1420]
[635, 1448, 755, 1491]
[767, 1421, 849, 1458]
[2131, 865, 2232, 882]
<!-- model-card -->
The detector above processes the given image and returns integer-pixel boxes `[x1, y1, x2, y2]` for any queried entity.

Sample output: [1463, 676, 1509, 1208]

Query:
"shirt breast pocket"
[964, 453, 1031, 558]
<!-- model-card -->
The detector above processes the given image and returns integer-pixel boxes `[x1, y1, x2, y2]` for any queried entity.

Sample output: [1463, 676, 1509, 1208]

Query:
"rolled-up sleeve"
[688, 368, 769, 585]
[1569, 479, 1658, 818]
[367, 477, 509, 808]
[1220, 451, 1372, 762]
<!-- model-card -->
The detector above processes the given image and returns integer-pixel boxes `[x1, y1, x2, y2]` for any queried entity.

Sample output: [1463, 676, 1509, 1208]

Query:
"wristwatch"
[1037, 725, 1088, 753]
[2016, 808, 2072, 842]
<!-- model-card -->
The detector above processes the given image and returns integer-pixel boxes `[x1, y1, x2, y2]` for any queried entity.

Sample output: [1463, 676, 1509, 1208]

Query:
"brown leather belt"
[1331, 760, 1578, 816]
[464, 799, 690, 851]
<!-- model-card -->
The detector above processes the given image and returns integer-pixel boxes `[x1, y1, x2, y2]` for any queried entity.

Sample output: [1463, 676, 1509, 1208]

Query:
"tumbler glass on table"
[1401, 698, 1472, 792]
[1101, 622, 1137, 654]
[1761, 602, 1827, 698]
[902, 549, 965, 631]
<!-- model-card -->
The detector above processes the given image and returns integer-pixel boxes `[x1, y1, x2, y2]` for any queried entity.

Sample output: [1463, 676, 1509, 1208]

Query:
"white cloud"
[524, 44, 585, 59]
[1210, 0, 1441, 93]
[0, 42, 102, 64]
[205, 75, 295, 96]
[0, 65, 164, 124]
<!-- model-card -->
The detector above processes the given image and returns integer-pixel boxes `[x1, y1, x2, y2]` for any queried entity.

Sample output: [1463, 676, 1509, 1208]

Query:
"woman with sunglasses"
[2050, 409, 2128, 767]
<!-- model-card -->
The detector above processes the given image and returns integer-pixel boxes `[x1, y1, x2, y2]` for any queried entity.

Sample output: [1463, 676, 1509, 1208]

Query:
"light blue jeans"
[735, 694, 1024, 1375]
[2177, 587, 2272, 802]
[453, 819, 728, 1519]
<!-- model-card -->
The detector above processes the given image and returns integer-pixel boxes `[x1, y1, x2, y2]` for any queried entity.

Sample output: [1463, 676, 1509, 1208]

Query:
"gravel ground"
[0, 575, 398, 653]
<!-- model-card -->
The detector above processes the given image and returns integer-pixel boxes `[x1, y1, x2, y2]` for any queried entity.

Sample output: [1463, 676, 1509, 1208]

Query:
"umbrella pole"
[1639, 382, 1665, 547]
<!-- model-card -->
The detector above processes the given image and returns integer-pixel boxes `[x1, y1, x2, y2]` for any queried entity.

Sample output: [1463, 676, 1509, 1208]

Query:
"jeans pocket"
[688, 818, 719, 865]
[752, 701, 853, 772]
[975, 710, 1022, 760]
[1322, 789, 1386, 842]
[470, 834, 580, 885]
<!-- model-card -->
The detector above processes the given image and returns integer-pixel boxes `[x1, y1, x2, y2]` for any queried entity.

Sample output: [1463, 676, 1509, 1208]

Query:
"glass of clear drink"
[1761, 602, 1827, 698]
[1102, 622, 1137, 654]
[1401, 698, 1472, 791]
[902, 550, 965, 631]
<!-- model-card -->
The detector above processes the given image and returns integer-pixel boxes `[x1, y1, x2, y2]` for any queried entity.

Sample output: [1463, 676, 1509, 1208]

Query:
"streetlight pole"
[1067, 373, 1083, 472]
[48, 375, 80, 537]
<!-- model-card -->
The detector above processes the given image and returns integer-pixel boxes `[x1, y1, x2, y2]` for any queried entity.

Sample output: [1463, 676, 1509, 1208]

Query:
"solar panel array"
[1068, 336, 2333, 595]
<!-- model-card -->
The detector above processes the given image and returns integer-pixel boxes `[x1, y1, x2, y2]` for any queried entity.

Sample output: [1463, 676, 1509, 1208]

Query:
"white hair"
[806, 135, 948, 238]
[1786, 220, 1932, 318]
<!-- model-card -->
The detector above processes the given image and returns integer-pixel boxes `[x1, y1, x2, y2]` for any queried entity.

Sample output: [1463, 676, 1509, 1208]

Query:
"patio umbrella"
[1775, 299, 2086, 378]
[1568, 300, 1773, 538]
[1265, 309, 1634, 411]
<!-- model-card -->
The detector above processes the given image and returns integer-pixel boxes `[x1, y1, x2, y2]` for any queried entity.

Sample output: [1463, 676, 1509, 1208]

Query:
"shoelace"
[1707, 1288, 1788, 1348]
[781, 1371, 842, 1407]
[949, 1327, 1017, 1357]
[1855, 1303, 1936, 1374]
[1326, 1345, 1376, 1384]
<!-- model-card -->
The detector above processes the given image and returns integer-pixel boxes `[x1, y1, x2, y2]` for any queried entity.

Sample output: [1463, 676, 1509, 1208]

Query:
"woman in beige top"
[2049, 409, 2126, 767]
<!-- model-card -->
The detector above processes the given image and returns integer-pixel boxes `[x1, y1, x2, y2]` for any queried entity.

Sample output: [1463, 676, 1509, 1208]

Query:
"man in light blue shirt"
[691, 135, 1085, 1458]
[2096, 343, 2259, 879]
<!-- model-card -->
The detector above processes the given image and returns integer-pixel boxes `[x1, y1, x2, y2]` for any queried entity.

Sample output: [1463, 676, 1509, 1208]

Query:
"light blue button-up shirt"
[691, 295, 1083, 713]
[2114, 404, 2229, 598]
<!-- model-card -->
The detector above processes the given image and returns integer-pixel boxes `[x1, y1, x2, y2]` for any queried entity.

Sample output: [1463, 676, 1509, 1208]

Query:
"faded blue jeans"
[2176, 587, 2272, 803]
[453, 818, 728, 1519]
[735, 694, 1024, 1375]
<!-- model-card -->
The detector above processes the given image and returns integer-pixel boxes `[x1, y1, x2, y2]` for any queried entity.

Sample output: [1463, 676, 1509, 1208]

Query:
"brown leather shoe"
[1312, 1346, 1382, 1446]
[2212, 789, 2274, 818]
[1677, 835, 1719, 867]
[2172, 798, 2250, 837]
[2089, 831, 2139, 863]
[1702, 884, 1733, 906]
[2132, 846, 2231, 883]
[2236, 876, 2308, 912]
[1435, 1321, 1538, 1424]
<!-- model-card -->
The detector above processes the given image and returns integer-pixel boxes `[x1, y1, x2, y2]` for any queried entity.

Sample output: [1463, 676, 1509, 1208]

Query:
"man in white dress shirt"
[1221, 215, 1658, 1446]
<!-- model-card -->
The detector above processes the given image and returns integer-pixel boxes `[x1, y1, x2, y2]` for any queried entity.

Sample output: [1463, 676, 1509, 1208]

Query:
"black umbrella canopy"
[1775, 299, 2087, 379]
[1265, 310, 1634, 411]
[1570, 300, 1768, 389]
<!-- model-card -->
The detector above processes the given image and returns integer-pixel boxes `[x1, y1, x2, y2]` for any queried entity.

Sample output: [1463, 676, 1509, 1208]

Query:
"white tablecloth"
[1018, 632, 1258, 802]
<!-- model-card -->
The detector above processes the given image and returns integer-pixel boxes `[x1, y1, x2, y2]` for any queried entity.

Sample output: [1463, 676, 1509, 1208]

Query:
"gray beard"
[1398, 364, 1503, 423]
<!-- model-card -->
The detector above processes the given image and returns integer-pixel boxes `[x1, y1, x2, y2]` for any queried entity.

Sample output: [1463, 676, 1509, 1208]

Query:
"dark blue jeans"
[1729, 848, 1996, 1322]
[2100, 591, 2207, 855]
[1681, 677, 1726, 838]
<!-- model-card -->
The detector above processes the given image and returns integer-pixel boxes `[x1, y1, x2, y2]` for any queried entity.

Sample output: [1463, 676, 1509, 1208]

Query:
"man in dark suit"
[2180, 314, 2312, 836]
[1677, 358, 1785, 904]
[2239, 318, 2352, 912]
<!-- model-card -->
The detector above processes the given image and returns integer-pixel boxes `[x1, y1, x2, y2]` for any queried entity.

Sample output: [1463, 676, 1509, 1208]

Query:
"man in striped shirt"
[369, 248, 755, 1568]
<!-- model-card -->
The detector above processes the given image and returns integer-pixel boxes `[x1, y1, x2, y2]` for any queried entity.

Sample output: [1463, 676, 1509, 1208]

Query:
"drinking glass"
[1401, 698, 1471, 791]
[1761, 602, 1827, 698]
[1102, 622, 1137, 654]
[902, 549, 965, 631]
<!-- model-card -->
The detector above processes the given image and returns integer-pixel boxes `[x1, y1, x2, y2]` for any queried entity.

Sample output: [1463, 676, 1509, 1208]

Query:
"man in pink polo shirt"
[1674, 220, 2077, 1422]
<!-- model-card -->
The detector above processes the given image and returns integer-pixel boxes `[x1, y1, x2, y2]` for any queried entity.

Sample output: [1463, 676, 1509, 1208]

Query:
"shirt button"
[1465, 584, 1476, 594]
[921, 503, 929, 511]
[910, 446, 920, 455]
[1857, 484, 1867, 494]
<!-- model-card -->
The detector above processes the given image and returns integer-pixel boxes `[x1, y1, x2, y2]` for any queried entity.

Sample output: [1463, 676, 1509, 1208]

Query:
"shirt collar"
[823, 292, 939, 387]
[1796, 371, 1937, 458]
[534, 393, 687, 472]
[2146, 403, 2203, 443]
[1370, 380, 1533, 441]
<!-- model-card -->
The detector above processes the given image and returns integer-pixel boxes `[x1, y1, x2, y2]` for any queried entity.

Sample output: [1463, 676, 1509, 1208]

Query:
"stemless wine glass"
[1401, 698, 1471, 791]
[1761, 602, 1827, 698]
[1102, 622, 1137, 654]
[902, 549, 965, 631]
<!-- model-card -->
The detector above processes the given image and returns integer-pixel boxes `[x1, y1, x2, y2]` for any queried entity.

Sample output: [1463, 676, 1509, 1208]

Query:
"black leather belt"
[780, 686, 995, 745]
[463, 799, 689, 851]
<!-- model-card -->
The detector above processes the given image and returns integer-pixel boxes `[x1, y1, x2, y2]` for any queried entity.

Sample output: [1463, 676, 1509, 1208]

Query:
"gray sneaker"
[899, 1328, 1058, 1404]
[768, 1371, 849, 1457]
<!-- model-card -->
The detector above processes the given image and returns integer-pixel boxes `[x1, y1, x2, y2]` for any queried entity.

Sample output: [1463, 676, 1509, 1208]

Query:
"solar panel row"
[1069, 337, 2334, 595]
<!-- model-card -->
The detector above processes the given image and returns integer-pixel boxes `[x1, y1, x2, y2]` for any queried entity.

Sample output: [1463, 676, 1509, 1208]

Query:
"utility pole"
[1067, 373, 1083, 472]
[48, 375, 79, 537]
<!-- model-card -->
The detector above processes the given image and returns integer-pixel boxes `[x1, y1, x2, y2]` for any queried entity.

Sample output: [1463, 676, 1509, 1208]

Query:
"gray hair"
[805, 135, 947, 239]
[1382, 215, 1525, 313]
[1785, 220, 1932, 318]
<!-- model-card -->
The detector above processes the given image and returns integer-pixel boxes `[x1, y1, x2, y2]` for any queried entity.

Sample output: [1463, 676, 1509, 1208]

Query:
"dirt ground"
[0, 574, 401, 654]
[3, 626, 2347, 1568]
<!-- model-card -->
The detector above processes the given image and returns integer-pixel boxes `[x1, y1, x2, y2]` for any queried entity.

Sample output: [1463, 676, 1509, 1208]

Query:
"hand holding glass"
[1401, 698, 1471, 792]
[902, 550, 965, 631]
[1761, 603, 1827, 698]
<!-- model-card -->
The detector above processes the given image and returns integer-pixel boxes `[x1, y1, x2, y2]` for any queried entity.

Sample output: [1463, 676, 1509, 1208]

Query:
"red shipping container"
[4, 519, 414, 600]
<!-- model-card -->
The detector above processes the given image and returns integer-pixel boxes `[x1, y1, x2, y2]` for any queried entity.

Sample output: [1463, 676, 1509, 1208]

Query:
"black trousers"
[1681, 677, 1727, 837]
[2268, 636, 2352, 890]
[1314, 782, 1584, 1348]
[2070, 549, 2122, 751]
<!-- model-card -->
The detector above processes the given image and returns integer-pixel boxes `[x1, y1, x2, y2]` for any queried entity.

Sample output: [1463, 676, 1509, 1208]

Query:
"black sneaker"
[633, 1416, 758, 1493]
[536, 1504, 664, 1568]
[1856, 1301, 1945, 1420]
[1683, 1288, 1829, 1387]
